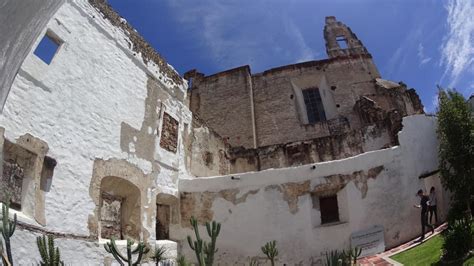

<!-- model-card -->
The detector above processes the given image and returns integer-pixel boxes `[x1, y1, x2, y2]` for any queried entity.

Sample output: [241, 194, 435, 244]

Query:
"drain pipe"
[247, 70, 257, 149]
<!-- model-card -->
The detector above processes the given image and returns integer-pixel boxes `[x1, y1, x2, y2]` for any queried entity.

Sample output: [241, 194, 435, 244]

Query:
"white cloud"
[283, 19, 317, 63]
[164, 0, 318, 72]
[440, 0, 474, 88]
[387, 26, 423, 77]
[430, 93, 439, 113]
[417, 43, 432, 66]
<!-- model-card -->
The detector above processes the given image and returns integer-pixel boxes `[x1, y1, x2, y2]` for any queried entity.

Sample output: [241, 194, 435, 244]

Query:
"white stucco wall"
[0, 1, 190, 264]
[177, 115, 446, 265]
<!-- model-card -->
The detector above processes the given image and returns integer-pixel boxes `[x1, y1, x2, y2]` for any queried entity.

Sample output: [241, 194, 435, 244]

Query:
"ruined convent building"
[0, 1, 447, 265]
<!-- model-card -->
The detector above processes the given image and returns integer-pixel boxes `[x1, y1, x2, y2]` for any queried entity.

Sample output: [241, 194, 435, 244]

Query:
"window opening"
[100, 192, 123, 239]
[319, 195, 339, 224]
[159, 112, 179, 153]
[99, 177, 141, 240]
[302, 88, 326, 123]
[1, 140, 36, 210]
[33, 32, 61, 64]
[336, 36, 348, 49]
[156, 204, 170, 240]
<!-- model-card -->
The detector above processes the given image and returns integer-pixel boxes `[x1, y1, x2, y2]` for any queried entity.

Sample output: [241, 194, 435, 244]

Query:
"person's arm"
[414, 204, 421, 208]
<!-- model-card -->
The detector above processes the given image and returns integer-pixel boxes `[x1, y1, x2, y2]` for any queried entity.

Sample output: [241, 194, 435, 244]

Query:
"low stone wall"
[176, 115, 449, 265]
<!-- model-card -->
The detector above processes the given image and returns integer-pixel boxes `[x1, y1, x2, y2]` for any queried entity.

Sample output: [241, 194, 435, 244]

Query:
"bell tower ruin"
[324, 16, 369, 58]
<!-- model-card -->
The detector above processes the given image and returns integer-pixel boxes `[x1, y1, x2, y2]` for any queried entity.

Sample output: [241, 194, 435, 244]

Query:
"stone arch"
[89, 158, 154, 241]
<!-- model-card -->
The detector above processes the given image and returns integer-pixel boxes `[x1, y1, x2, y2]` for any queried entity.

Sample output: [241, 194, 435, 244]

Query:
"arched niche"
[100, 176, 141, 240]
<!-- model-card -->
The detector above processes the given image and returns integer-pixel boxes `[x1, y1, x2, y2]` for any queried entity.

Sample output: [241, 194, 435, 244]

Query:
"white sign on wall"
[350, 225, 385, 257]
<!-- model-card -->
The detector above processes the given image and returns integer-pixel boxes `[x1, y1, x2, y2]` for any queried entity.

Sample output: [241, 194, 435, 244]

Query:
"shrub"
[443, 219, 472, 260]
[152, 246, 168, 265]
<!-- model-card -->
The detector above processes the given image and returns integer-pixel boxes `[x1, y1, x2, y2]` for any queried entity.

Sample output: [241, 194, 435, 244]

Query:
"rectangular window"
[302, 88, 326, 124]
[1, 140, 36, 211]
[336, 36, 348, 49]
[33, 32, 61, 65]
[319, 195, 339, 224]
[156, 204, 170, 240]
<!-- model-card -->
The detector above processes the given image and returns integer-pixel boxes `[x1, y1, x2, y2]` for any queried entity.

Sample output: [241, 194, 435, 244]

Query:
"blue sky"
[108, 0, 473, 113]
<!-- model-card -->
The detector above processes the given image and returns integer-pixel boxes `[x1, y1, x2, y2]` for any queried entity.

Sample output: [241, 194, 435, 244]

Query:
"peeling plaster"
[180, 188, 259, 227]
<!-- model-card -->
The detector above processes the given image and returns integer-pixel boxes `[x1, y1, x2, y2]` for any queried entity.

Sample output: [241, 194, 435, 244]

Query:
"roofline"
[190, 54, 373, 80]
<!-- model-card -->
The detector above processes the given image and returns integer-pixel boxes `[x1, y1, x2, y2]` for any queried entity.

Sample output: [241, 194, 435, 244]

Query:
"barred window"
[302, 88, 326, 123]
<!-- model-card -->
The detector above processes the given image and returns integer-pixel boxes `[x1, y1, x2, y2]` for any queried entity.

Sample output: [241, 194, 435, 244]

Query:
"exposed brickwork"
[188, 66, 254, 149]
[160, 112, 179, 153]
[2, 160, 25, 208]
[228, 123, 389, 173]
[100, 192, 123, 239]
[324, 16, 370, 58]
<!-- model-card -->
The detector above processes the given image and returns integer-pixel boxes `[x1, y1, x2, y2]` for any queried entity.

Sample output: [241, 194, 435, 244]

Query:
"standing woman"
[429, 186, 438, 225]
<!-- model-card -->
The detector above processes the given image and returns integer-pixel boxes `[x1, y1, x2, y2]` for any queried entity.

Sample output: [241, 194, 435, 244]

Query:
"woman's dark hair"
[430, 186, 435, 192]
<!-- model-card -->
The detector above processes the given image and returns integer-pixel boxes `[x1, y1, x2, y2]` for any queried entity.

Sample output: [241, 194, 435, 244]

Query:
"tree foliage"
[437, 89, 474, 217]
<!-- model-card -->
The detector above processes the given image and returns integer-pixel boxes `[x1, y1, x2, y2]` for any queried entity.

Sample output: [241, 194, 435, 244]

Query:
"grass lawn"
[390, 235, 443, 266]
[464, 256, 474, 265]
[390, 234, 474, 266]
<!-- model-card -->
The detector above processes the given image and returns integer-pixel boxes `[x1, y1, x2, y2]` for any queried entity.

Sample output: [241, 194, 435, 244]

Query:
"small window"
[320, 195, 339, 224]
[156, 204, 170, 240]
[33, 32, 61, 65]
[336, 36, 348, 49]
[302, 88, 326, 124]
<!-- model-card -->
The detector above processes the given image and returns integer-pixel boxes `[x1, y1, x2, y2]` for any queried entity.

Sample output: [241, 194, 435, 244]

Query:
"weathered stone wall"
[252, 55, 380, 147]
[188, 66, 255, 149]
[185, 17, 424, 164]
[228, 121, 392, 173]
[185, 115, 231, 177]
[176, 115, 448, 265]
[0, 1, 189, 263]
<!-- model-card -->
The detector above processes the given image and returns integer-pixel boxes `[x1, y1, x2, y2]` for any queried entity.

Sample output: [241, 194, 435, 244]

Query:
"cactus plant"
[186, 216, 221, 266]
[103, 238, 149, 266]
[343, 247, 362, 265]
[203, 220, 220, 265]
[261, 241, 278, 266]
[1, 202, 16, 265]
[1, 237, 11, 266]
[36, 235, 64, 266]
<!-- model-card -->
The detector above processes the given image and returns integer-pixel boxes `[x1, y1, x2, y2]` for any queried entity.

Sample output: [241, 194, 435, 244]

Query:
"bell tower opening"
[324, 16, 369, 58]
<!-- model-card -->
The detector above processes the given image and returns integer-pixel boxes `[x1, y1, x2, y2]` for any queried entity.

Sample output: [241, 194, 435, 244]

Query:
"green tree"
[437, 89, 474, 219]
